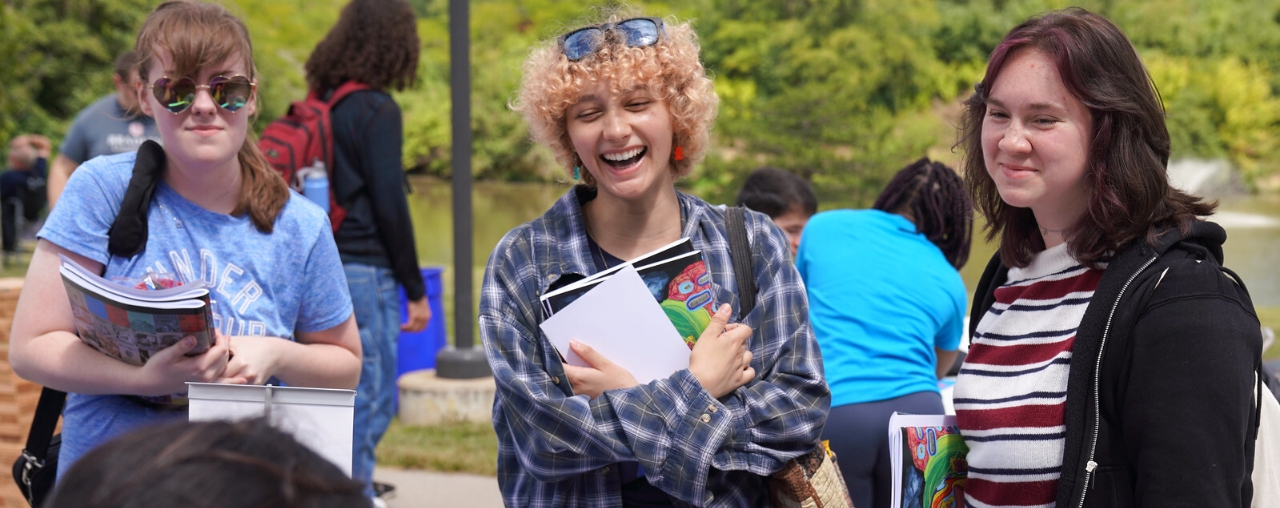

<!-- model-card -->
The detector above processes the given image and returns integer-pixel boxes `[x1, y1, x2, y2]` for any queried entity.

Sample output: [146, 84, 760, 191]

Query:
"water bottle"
[302, 161, 330, 213]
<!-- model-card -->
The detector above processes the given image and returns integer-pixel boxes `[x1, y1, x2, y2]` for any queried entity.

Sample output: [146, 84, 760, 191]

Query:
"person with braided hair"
[795, 157, 973, 508]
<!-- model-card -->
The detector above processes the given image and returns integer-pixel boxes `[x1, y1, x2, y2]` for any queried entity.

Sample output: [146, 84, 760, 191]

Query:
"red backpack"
[259, 81, 370, 231]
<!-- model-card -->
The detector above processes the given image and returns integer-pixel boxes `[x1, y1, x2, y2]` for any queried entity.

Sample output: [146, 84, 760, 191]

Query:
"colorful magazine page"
[59, 254, 215, 366]
[542, 249, 716, 348]
[888, 413, 969, 508]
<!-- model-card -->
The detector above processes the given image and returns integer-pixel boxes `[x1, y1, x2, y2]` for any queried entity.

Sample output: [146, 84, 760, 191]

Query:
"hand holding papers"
[540, 265, 695, 384]
[539, 237, 722, 386]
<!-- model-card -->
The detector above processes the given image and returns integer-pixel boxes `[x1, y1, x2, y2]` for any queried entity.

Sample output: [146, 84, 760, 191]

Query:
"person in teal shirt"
[795, 158, 973, 508]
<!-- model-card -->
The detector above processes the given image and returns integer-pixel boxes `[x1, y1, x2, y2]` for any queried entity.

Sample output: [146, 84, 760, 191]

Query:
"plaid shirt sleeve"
[703, 209, 831, 474]
[480, 196, 829, 507]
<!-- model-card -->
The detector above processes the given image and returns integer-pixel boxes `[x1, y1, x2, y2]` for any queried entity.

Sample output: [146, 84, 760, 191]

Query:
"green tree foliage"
[0, 0, 152, 147]
[4, 0, 1279, 197]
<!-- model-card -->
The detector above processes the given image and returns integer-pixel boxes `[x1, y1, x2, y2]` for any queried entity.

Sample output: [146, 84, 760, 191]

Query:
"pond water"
[406, 176, 1280, 307]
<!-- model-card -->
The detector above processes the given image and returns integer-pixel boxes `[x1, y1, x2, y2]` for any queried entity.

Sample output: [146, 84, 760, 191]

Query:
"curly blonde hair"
[512, 10, 718, 184]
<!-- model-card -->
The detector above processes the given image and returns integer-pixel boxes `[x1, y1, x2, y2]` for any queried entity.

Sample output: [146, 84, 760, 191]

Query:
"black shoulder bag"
[11, 141, 165, 506]
[724, 207, 854, 507]
[12, 387, 64, 507]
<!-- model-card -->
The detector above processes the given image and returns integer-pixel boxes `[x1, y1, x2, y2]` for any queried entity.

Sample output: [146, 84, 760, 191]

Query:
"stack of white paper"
[539, 265, 694, 384]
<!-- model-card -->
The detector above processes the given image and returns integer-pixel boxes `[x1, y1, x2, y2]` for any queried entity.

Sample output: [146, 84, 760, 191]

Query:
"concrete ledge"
[398, 369, 495, 425]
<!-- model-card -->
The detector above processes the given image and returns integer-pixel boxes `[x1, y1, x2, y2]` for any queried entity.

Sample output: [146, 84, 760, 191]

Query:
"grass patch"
[1255, 306, 1280, 360]
[376, 419, 498, 475]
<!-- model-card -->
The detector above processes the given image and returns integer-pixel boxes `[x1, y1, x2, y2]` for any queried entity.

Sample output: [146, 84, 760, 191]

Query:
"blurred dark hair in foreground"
[44, 418, 370, 508]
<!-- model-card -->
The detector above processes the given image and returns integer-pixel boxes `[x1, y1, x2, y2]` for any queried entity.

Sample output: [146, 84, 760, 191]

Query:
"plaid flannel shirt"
[480, 187, 830, 507]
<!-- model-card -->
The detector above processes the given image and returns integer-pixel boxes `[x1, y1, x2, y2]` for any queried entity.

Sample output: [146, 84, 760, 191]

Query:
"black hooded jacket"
[969, 221, 1262, 508]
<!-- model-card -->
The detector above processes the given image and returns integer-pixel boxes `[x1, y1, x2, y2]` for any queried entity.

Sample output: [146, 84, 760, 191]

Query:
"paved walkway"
[374, 467, 504, 508]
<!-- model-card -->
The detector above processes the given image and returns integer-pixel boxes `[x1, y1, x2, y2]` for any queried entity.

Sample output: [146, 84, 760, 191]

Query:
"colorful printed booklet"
[888, 413, 969, 508]
[59, 254, 215, 366]
[540, 237, 716, 348]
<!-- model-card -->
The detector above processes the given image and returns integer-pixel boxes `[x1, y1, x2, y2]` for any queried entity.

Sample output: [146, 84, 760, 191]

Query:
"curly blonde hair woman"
[484, 9, 829, 508]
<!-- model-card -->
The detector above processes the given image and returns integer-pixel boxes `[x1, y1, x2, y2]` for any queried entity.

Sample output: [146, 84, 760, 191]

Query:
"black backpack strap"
[725, 207, 756, 319]
[107, 140, 166, 258]
[22, 387, 65, 468]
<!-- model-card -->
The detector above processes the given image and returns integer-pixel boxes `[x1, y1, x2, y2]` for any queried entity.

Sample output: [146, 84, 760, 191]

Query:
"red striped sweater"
[953, 244, 1105, 508]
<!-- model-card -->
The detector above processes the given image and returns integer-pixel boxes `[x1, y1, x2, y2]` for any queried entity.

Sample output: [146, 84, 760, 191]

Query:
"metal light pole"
[435, 0, 490, 379]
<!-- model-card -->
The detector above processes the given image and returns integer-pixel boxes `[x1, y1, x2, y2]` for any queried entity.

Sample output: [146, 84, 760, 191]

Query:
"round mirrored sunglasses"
[560, 17, 665, 62]
[151, 75, 256, 114]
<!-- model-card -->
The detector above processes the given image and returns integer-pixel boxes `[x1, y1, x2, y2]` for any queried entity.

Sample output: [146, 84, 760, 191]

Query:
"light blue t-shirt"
[796, 209, 965, 407]
[38, 151, 353, 476]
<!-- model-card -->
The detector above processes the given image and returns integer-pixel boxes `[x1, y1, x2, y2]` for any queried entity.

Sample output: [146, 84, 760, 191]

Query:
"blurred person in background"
[736, 166, 817, 258]
[46, 50, 161, 210]
[796, 157, 972, 508]
[302, 0, 429, 502]
[2, 134, 51, 263]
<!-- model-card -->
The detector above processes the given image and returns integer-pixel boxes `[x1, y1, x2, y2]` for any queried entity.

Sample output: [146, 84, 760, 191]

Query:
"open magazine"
[540, 237, 716, 348]
[59, 254, 215, 366]
[888, 413, 969, 508]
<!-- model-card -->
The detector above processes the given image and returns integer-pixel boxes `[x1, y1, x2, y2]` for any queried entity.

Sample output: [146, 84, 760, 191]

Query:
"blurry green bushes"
[3, 0, 1279, 204]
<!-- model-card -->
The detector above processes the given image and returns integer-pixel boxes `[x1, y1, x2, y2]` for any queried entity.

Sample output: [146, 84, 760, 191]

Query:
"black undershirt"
[583, 233, 676, 507]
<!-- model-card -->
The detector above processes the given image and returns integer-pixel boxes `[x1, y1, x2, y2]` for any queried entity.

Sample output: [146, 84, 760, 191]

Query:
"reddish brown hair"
[135, 0, 289, 233]
[958, 8, 1214, 268]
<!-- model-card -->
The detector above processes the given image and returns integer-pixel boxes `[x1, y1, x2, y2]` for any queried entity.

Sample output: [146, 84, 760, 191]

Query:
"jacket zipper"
[1076, 254, 1158, 508]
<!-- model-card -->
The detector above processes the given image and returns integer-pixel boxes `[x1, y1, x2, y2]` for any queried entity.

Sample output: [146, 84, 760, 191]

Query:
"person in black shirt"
[303, 0, 427, 502]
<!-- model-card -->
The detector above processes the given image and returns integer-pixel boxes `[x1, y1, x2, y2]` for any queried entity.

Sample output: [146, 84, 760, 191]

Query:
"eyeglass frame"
[558, 17, 666, 62]
[149, 74, 257, 115]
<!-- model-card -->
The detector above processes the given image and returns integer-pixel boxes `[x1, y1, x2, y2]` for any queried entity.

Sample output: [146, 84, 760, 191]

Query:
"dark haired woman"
[303, 0, 426, 499]
[795, 157, 973, 508]
[9, 0, 361, 477]
[953, 8, 1261, 508]
[45, 419, 370, 508]
[737, 167, 818, 258]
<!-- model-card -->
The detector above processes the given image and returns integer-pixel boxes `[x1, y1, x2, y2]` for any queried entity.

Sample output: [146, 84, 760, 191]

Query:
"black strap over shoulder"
[107, 140, 165, 258]
[24, 388, 64, 462]
[725, 207, 756, 320]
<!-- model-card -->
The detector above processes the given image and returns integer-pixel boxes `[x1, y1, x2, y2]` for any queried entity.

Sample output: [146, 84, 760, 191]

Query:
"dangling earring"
[573, 166, 581, 180]
[674, 146, 685, 161]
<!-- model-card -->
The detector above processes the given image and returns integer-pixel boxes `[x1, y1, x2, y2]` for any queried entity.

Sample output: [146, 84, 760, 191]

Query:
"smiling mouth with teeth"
[600, 147, 647, 168]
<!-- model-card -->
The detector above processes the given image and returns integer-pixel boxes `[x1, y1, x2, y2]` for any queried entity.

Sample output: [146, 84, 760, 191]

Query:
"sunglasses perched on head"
[151, 75, 256, 114]
[559, 17, 665, 62]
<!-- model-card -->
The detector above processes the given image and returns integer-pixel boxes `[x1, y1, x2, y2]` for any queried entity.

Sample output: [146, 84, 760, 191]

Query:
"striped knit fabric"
[953, 244, 1105, 508]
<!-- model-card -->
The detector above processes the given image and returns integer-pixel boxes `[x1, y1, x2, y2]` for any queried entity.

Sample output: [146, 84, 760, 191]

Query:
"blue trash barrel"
[395, 266, 446, 409]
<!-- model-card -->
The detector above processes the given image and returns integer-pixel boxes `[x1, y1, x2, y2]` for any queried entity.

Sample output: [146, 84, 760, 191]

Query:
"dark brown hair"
[958, 7, 1214, 268]
[113, 51, 138, 81]
[44, 419, 369, 508]
[304, 0, 420, 93]
[135, 0, 289, 233]
[736, 167, 818, 219]
[874, 158, 973, 269]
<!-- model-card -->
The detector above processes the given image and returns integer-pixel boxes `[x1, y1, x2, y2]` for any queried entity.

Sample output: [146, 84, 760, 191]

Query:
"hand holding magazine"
[538, 238, 718, 383]
[888, 413, 969, 508]
[59, 254, 215, 366]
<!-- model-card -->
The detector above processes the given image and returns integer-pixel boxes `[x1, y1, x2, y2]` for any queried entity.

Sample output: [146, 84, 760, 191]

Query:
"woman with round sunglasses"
[486, 9, 829, 507]
[9, 0, 361, 477]
[952, 8, 1261, 508]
